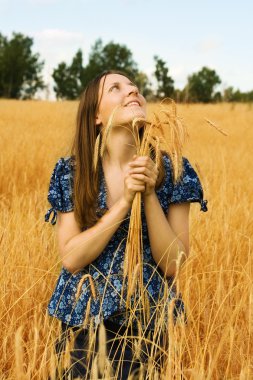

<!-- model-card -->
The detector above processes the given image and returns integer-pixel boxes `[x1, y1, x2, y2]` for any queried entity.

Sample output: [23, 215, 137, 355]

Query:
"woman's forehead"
[101, 73, 133, 88]
[98, 73, 134, 102]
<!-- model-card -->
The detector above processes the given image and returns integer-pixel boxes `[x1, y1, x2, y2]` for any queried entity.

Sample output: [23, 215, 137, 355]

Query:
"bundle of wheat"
[93, 99, 187, 322]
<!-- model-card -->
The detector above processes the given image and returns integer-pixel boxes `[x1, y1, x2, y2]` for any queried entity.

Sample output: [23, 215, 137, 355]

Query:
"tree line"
[0, 32, 252, 102]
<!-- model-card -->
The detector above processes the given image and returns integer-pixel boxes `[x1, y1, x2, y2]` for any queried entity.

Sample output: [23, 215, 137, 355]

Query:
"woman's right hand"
[122, 158, 146, 206]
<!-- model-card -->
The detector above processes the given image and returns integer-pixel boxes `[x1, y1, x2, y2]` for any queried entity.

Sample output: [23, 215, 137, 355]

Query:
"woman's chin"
[112, 112, 146, 129]
[129, 112, 147, 124]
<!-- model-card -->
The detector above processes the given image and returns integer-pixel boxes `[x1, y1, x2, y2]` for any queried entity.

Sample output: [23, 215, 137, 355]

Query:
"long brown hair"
[71, 70, 166, 230]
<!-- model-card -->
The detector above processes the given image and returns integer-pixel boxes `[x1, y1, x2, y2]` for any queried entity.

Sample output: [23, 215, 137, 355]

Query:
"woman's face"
[96, 73, 146, 129]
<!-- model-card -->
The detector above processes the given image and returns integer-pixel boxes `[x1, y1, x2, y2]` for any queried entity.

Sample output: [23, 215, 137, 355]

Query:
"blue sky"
[0, 0, 252, 98]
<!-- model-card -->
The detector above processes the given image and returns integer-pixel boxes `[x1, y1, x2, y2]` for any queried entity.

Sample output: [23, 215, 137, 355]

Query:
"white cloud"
[169, 65, 190, 89]
[196, 39, 222, 54]
[34, 28, 85, 44]
[26, 0, 60, 4]
[32, 29, 87, 99]
[0, 0, 8, 13]
[33, 28, 87, 69]
[170, 65, 186, 78]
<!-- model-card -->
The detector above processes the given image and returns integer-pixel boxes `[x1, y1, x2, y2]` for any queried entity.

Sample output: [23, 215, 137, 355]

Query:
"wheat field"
[0, 101, 252, 379]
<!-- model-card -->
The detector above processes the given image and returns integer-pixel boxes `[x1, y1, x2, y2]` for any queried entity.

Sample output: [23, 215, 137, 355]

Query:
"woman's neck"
[102, 127, 138, 170]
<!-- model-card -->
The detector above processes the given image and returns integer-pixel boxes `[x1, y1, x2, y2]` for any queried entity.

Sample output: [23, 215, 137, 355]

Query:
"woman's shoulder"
[50, 155, 76, 196]
[160, 152, 208, 212]
[161, 152, 192, 170]
[45, 156, 75, 224]
[53, 155, 76, 175]
[161, 152, 202, 181]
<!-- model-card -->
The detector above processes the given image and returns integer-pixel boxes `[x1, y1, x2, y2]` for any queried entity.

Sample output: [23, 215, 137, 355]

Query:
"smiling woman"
[95, 74, 146, 128]
[45, 69, 208, 379]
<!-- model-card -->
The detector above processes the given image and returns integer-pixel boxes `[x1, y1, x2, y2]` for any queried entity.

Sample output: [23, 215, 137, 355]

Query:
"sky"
[0, 0, 252, 99]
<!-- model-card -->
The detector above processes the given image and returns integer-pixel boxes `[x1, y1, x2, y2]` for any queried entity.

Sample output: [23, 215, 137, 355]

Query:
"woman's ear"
[95, 115, 102, 126]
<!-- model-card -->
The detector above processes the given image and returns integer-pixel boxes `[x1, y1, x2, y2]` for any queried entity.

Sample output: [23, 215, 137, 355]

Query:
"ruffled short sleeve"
[169, 157, 208, 212]
[44, 157, 75, 225]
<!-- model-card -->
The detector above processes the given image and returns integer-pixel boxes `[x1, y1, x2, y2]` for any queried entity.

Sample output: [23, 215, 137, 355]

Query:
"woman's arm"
[55, 166, 146, 274]
[56, 198, 130, 274]
[129, 155, 190, 277]
[143, 192, 190, 277]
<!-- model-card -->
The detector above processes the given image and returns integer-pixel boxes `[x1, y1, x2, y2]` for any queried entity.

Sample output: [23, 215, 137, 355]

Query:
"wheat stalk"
[93, 132, 101, 172]
[204, 118, 228, 136]
[87, 317, 97, 365]
[76, 273, 97, 300]
[82, 296, 91, 330]
[97, 322, 107, 374]
[15, 326, 26, 380]
[100, 105, 121, 158]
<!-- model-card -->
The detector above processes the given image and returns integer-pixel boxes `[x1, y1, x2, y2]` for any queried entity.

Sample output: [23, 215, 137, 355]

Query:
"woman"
[45, 70, 208, 379]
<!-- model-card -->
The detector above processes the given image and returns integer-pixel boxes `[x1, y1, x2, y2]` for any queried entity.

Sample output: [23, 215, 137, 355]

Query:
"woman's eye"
[109, 85, 119, 91]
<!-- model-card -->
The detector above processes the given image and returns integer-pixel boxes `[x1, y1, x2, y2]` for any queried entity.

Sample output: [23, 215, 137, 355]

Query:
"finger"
[129, 155, 149, 162]
[133, 155, 150, 162]
[130, 177, 146, 185]
[126, 176, 145, 185]
[129, 159, 155, 170]
[130, 168, 158, 183]
[129, 167, 152, 176]
[129, 184, 146, 192]
[129, 158, 149, 165]
[133, 176, 156, 188]
[130, 173, 149, 182]
[133, 185, 146, 192]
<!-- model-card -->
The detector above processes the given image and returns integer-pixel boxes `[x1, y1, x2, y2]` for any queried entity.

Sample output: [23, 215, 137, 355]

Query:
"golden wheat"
[0, 100, 252, 379]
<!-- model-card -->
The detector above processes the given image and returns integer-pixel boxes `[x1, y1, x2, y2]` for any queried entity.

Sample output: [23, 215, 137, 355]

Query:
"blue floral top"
[45, 154, 208, 328]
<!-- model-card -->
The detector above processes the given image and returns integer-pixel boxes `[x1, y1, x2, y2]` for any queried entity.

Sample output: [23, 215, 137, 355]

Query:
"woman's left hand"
[128, 155, 159, 197]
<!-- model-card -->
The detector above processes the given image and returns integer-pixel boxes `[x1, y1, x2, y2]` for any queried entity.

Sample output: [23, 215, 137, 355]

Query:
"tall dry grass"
[0, 101, 252, 379]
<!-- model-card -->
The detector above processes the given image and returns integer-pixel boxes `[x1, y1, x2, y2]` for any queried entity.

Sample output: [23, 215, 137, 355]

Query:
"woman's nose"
[127, 86, 139, 96]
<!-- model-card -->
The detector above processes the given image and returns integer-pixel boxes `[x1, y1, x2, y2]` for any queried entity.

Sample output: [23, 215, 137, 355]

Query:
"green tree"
[186, 66, 221, 103]
[53, 50, 85, 99]
[153, 55, 174, 99]
[0, 32, 44, 99]
[134, 71, 153, 99]
[83, 39, 139, 87]
[173, 88, 186, 103]
[53, 39, 140, 99]
[213, 91, 222, 102]
[222, 86, 253, 102]
[223, 86, 236, 102]
[246, 90, 253, 102]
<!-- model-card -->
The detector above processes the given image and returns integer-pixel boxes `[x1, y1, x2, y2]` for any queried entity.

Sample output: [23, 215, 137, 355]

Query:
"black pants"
[54, 319, 166, 379]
